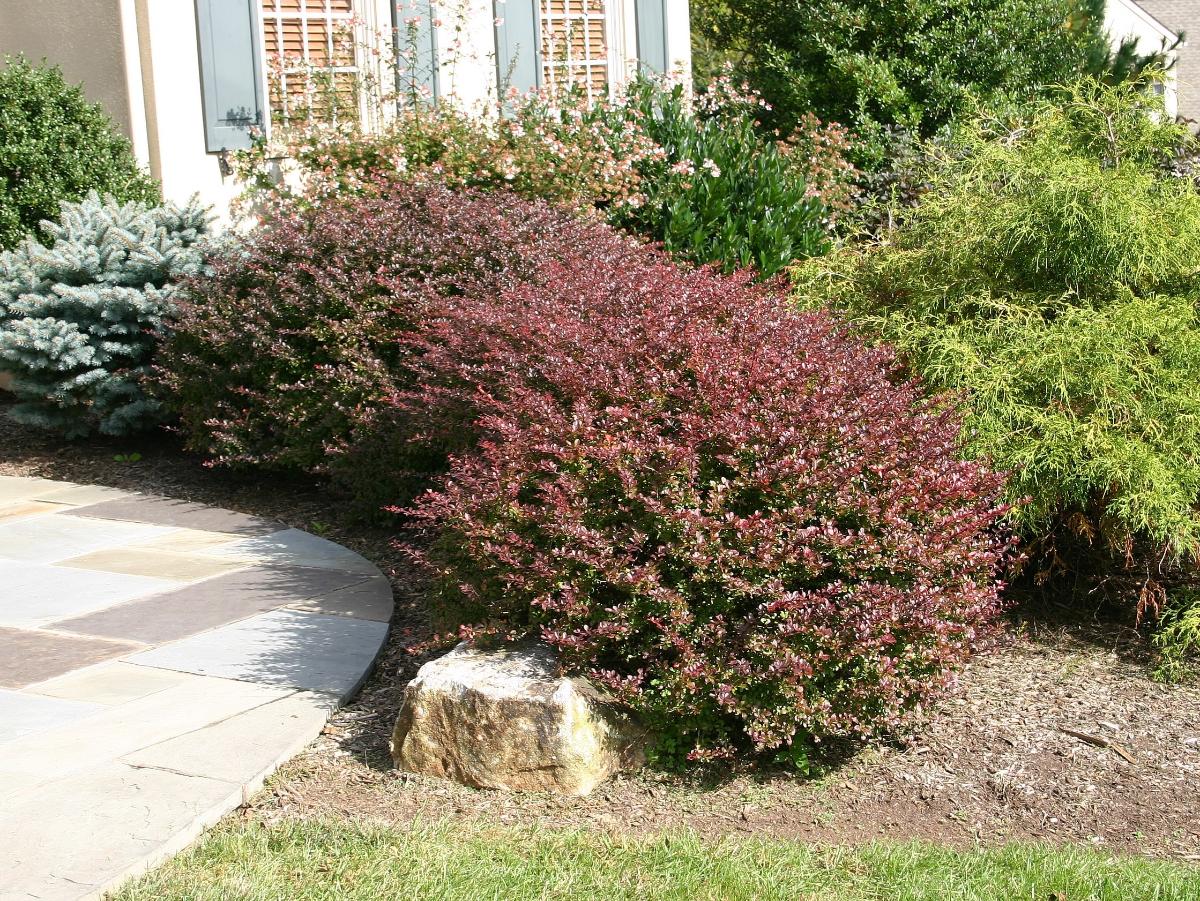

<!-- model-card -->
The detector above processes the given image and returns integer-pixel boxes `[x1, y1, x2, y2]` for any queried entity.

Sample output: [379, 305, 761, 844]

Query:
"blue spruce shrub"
[0, 192, 210, 437]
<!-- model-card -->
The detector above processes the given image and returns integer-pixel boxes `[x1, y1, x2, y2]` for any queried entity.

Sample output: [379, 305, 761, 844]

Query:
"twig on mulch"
[1059, 727, 1138, 764]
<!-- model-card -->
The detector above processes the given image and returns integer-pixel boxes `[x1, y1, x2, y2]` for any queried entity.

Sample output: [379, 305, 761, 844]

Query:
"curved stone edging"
[0, 475, 392, 901]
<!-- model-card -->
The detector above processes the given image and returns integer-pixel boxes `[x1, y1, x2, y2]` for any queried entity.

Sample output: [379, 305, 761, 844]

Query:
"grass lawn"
[114, 819, 1199, 901]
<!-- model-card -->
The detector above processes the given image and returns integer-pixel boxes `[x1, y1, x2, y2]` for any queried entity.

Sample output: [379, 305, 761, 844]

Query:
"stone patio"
[0, 476, 393, 901]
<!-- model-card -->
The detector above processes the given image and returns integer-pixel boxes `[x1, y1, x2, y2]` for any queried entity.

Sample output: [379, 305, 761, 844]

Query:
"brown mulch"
[3, 409, 1199, 862]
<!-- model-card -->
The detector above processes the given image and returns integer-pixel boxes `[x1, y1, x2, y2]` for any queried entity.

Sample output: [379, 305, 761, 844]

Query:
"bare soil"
[3, 410, 1198, 862]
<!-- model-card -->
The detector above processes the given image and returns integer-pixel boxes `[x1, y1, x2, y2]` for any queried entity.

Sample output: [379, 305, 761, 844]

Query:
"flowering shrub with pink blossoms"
[232, 58, 855, 278]
[233, 88, 659, 219]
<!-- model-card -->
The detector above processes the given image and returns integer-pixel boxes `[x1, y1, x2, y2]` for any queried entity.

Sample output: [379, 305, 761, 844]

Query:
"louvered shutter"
[494, 0, 541, 95]
[194, 0, 267, 151]
[634, 0, 668, 74]
[394, 0, 439, 101]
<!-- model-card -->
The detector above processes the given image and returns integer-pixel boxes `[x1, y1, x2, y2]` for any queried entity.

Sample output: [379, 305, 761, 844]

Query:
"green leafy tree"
[795, 75, 1200, 635]
[0, 193, 209, 437]
[0, 56, 160, 249]
[693, 0, 1171, 167]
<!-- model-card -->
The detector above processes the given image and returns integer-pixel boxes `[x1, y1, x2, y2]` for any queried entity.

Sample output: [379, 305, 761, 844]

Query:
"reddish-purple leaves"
[402, 230, 1015, 761]
[166, 179, 1014, 761]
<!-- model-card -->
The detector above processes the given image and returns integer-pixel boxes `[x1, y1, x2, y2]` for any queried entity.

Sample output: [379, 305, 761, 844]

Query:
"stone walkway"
[0, 476, 392, 901]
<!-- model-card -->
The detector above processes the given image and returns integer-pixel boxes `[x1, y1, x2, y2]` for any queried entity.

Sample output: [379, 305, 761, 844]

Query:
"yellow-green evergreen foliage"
[795, 76, 1200, 636]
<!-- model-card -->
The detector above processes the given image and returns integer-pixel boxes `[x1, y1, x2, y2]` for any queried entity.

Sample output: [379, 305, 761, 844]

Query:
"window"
[260, 0, 359, 124]
[541, 0, 610, 101]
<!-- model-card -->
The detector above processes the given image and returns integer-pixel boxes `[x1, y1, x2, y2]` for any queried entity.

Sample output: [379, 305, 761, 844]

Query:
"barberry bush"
[404, 239, 1013, 763]
[158, 180, 640, 510]
[0, 192, 208, 437]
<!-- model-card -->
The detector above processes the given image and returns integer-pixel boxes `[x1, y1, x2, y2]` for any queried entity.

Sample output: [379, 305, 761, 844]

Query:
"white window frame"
[258, 0, 394, 128]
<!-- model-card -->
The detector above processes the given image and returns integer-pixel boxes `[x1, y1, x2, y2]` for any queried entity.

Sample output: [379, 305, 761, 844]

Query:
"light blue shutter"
[494, 0, 541, 96]
[634, 0, 668, 74]
[194, 0, 266, 152]
[394, 0, 439, 101]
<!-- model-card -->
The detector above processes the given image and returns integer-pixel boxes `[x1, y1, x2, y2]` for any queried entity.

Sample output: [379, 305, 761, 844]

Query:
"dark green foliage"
[0, 56, 160, 250]
[611, 79, 830, 277]
[0, 193, 209, 437]
[795, 76, 1200, 634]
[691, 0, 1167, 170]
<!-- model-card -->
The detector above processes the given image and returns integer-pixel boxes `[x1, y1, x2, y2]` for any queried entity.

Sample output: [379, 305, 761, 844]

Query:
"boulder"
[391, 641, 644, 795]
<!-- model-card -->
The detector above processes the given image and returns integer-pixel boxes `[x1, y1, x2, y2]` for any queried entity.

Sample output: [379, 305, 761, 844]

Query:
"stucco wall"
[1136, 0, 1200, 125]
[0, 0, 136, 138]
[135, 0, 241, 220]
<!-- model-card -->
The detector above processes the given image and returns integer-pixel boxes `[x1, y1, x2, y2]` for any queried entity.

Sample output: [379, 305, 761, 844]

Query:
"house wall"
[1136, 0, 1200, 125]
[1106, 0, 1180, 118]
[135, 0, 242, 220]
[0, 0, 136, 139]
[430, 0, 692, 114]
[2, 0, 692, 225]
[0, 0, 241, 222]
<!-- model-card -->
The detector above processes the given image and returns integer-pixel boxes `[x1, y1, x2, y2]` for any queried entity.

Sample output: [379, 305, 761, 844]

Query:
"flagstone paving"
[0, 476, 393, 901]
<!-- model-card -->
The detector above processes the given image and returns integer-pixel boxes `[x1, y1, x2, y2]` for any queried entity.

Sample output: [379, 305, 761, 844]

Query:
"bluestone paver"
[0, 514, 177, 564]
[202, 527, 382, 574]
[0, 475, 65, 503]
[132, 527, 240, 553]
[70, 495, 284, 536]
[0, 675, 292, 797]
[34, 483, 132, 506]
[0, 689, 104, 742]
[128, 608, 389, 699]
[0, 762, 243, 900]
[28, 661, 191, 706]
[0, 627, 141, 689]
[0, 476, 393, 901]
[288, 575, 396, 621]
[58, 546, 247, 582]
[122, 691, 333, 785]
[0, 500, 68, 523]
[0, 561, 180, 628]
[52, 564, 371, 644]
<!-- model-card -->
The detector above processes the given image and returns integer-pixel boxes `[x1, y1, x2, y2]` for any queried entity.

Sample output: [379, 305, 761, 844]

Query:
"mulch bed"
[3, 407, 1198, 862]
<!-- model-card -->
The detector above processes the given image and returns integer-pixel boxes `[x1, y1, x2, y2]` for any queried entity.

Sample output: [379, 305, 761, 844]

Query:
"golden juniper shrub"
[794, 74, 1200, 637]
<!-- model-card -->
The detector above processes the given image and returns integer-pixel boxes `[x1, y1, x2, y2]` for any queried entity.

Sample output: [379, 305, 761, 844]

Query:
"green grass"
[113, 819, 1199, 900]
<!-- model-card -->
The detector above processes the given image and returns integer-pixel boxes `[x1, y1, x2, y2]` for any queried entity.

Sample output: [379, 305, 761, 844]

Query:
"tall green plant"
[612, 79, 833, 277]
[795, 75, 1200, 629]
[692, 0, 1172, 169]
[0, 56, 159, 249]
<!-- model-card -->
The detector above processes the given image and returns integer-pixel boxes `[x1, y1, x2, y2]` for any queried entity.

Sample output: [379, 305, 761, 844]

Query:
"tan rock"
[391, 641, 644, 795]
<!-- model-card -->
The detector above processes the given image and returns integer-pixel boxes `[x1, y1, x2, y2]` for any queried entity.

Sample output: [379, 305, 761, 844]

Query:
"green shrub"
[795, 75, 1200, 628]
[691, 0, 1169, 166]
[609, 78, 843, 277]
[0, 193, 209, 437]
[0, 56, 159, 250]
